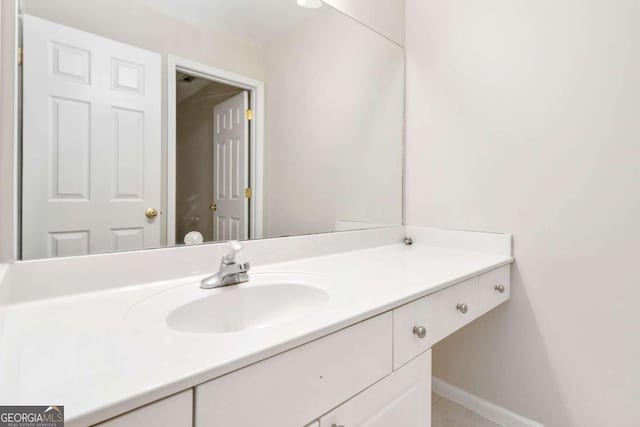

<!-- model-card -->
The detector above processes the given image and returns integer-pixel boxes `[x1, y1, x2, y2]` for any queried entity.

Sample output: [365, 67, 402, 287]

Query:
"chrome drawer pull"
[412, 325, 427, 339]
[456, 303, 468, 314]
[495, 284, 505, 293]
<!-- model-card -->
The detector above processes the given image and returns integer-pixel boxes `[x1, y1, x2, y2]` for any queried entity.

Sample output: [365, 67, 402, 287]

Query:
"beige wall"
[264, 7, 404, 238]
[406, 0, 640, 426]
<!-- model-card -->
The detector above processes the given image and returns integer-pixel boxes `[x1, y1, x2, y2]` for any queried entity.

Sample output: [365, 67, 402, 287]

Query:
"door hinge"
[18, 47, 23, 65]
[244, 188, 252, 199]
[245, 109, 253, 121]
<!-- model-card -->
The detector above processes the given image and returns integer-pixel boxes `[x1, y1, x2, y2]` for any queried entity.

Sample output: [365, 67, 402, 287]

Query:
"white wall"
[264, 7, 404, 238]
[406, 0, 640, 426]
[324, 0, 405, 46]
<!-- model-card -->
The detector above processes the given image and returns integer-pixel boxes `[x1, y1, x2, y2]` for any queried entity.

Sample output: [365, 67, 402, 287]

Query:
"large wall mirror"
[18, 0, 404, 260]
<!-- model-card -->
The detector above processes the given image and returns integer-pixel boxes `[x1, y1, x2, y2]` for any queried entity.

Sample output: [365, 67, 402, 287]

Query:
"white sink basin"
[166, 284, 329, 333]
[126, 273, 330, 334]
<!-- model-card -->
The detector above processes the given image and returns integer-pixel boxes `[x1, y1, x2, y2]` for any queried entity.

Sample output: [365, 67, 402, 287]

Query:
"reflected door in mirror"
[213, 91, 249, 241]
[21, 15, 162, 258]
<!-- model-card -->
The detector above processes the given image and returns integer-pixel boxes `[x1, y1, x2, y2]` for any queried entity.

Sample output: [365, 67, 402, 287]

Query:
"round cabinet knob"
[456, 303, 468, 314]
[495, 284, 505, 293]
[413, 325, 427, 339]
[145, 208, 158, 219]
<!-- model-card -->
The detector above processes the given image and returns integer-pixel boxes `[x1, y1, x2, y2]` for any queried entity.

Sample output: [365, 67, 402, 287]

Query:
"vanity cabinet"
[318, 351, 431, 427]
[393, 276, 477, 369]
[90, 265, 510, 427]
[195, 313, 393, 427]
[93, 390, 192, 427]
[478, 265, 510, 311]
[393, 266, 510, 370]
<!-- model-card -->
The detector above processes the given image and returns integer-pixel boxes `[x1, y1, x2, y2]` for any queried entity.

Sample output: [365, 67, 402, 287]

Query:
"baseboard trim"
[432, 377, 543, 427]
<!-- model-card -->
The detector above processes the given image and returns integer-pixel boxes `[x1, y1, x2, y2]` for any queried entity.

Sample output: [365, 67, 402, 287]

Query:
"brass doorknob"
[209, 204, 217, 212]
[145, 208, 158, 219]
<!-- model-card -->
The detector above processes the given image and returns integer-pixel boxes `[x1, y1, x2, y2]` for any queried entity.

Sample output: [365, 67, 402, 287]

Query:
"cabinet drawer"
[195, 313, 392, 427]
[478, 265, 510, 312]
[393, 277, 478, 369]
[93, 390, 192, 427]
[320, 350, 431, 427]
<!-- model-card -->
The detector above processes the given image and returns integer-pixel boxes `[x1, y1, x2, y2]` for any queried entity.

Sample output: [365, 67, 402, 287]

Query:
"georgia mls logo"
[0, 405, 64, 427]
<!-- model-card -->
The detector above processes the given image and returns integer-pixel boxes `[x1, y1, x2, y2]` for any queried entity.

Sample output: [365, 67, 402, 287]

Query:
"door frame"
[167, 55, 264, 245]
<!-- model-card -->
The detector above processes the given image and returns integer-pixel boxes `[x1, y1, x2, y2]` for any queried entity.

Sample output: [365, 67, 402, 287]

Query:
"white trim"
[166, 55, 264, 244]
[432, 376, 544, 427]
[0, 0, 20, 261]
[166, 55, 177, 246]
[14, 2, 21, 259]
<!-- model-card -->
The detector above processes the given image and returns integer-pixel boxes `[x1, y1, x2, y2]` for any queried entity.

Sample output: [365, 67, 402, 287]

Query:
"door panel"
[50, 96, 91, 200]
[213, 91, 249, 241]
[22, 15, 162, 259]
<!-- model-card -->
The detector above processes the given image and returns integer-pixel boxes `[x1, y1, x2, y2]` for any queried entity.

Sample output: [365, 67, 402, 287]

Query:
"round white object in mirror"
[184, 231, 204, 245]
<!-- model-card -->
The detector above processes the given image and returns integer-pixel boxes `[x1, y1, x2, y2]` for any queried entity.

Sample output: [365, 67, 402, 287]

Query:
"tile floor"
[432, 393, 501, 427]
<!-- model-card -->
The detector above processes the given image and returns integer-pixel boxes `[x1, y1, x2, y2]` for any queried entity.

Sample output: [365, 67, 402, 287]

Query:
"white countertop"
[0, 242, 512, 426]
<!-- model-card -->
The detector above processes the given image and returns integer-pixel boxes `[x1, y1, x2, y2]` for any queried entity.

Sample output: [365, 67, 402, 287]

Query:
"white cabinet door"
[195, 313, 392, 427]
[93, 390, 192, 427]
[320, 350, 431, 427]
[22, 14, 162, 259]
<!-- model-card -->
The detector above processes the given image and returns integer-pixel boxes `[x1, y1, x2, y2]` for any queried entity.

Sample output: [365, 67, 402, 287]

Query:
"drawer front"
[393, 293, 434, 369]
[393, 277, 478, 369]
[93, 390, 192, 427]
[430, 276, 479, 336]
[478, 265, 510, 312]
[320, 350, 431, 427]
[195, 313, 393, 427]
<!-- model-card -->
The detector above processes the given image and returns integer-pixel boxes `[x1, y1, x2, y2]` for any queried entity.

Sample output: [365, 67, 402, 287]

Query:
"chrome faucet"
[200, 240, 250, 289]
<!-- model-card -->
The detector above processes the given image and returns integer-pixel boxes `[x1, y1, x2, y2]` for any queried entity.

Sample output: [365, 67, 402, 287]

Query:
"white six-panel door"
[213, 91, 249, 241]
[22, 15, 161, 259]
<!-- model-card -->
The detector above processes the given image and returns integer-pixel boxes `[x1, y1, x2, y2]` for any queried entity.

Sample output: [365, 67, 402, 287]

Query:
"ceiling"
[176, 72, 211, 104]
[139, 0, 327, 46]
[176, 72, 243, 104]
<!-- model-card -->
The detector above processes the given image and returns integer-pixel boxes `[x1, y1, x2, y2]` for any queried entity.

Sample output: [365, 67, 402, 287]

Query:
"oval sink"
[166, 284, 329, 333]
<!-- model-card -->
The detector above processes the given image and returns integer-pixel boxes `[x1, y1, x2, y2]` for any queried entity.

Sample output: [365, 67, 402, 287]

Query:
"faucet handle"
[222, 240, 243, 263]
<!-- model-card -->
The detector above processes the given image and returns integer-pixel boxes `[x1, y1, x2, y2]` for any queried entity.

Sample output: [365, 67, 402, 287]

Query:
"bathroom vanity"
[0, 2, 513, 425]
[0, 226, 512, 426]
